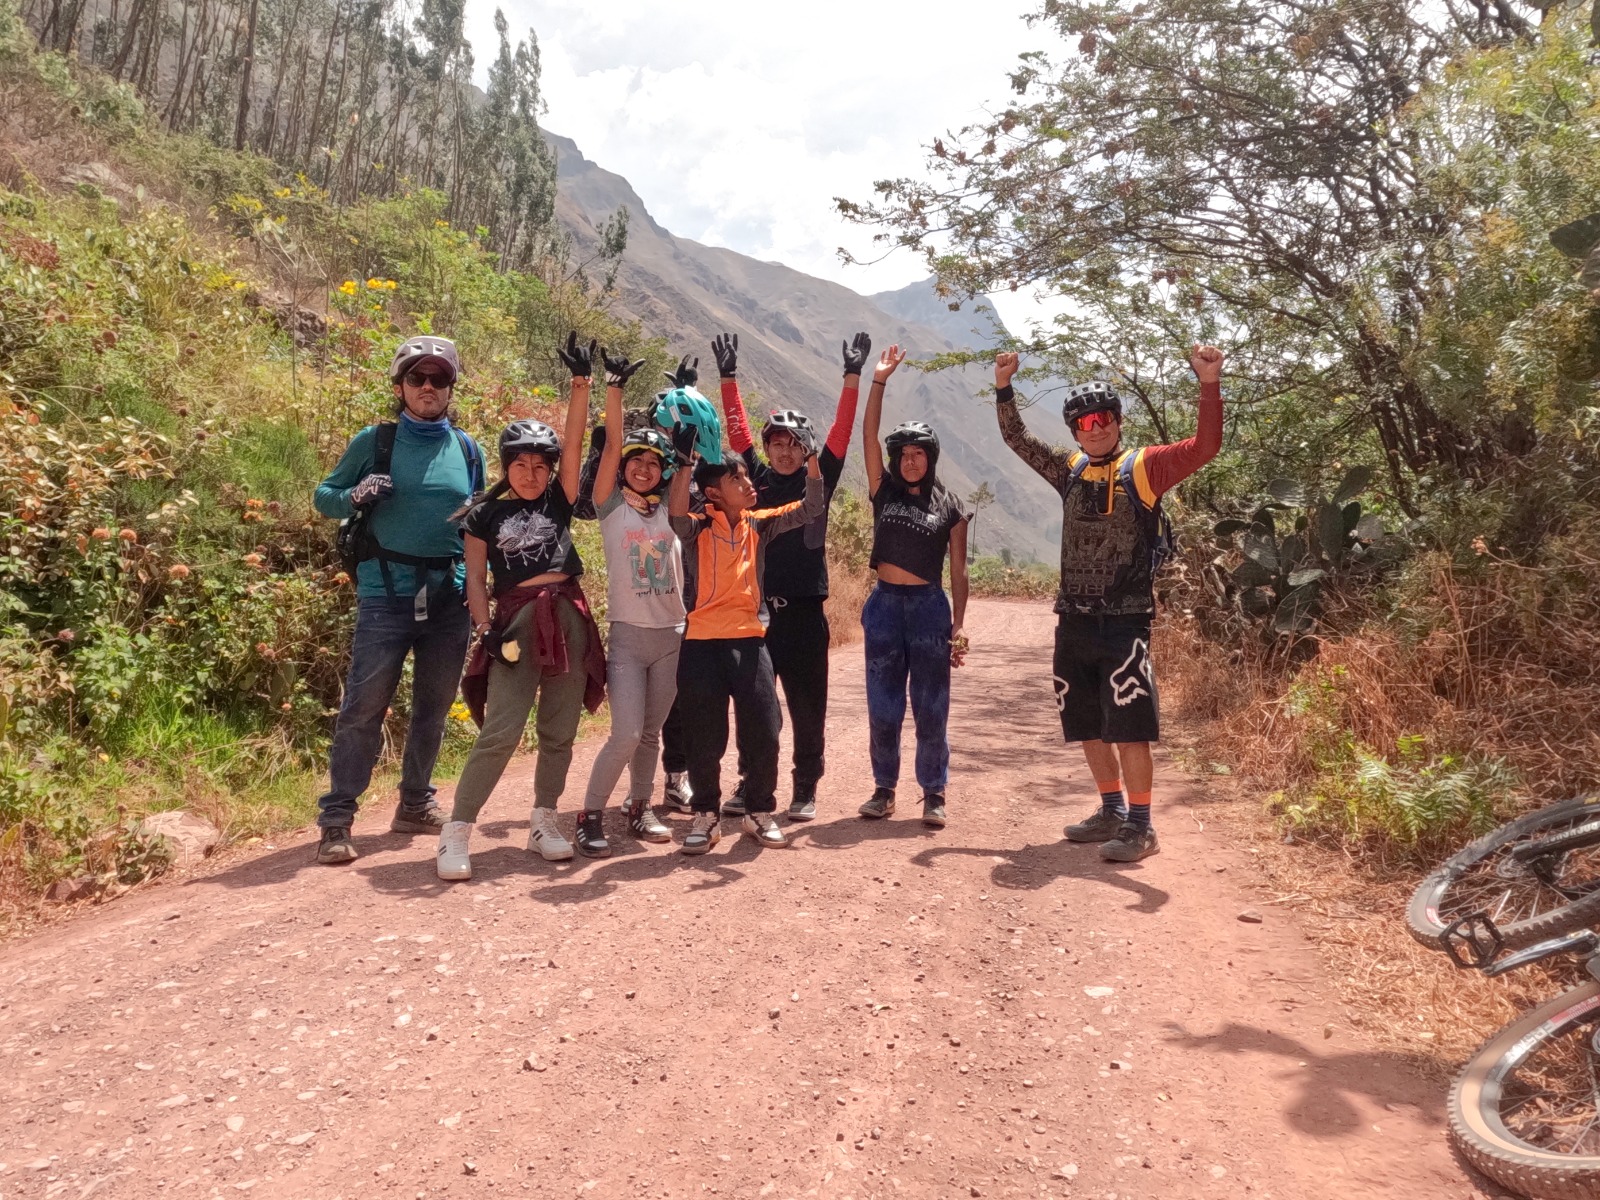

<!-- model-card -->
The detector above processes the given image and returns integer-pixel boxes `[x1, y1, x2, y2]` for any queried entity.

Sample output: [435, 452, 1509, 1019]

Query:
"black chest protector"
[1054, 450, 1170, 617]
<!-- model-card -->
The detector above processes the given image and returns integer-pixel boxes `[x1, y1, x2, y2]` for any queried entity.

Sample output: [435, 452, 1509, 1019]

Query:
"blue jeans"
[861, 582, 952, 794]
[317, 592, 472, 828]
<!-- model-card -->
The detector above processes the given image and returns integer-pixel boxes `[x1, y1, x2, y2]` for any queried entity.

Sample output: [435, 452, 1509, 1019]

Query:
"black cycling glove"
[557, 331, 597, 379]
[712, 333, 738, 379]
[841, 331, 872, 377]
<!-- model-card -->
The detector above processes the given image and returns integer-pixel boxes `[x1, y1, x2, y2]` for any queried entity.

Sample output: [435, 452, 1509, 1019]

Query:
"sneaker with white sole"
[741, 812, 788, 848]
[436, 820, 473, 881]
[526, 807, 574, 861]
[662, 772, 693, 814]
[575, 810, 611, 859]
[721, 780, 748, 818]
[626, 796, 672, 843]
[680, 811, 721, 856]
[858, 787, 896, 819]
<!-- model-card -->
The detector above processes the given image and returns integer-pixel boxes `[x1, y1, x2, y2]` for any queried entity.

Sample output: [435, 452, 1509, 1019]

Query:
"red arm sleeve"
[824, 382, 860, 459]
[720, 377, 754, 455]
[1141, 380, 1223, 497]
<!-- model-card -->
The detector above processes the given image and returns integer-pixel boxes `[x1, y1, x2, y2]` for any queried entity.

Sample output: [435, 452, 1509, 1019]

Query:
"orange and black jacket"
[670, 477, 825, 640]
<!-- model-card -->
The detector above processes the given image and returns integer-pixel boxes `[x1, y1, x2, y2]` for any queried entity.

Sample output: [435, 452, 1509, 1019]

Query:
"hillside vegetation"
[0, 0, 682, 907]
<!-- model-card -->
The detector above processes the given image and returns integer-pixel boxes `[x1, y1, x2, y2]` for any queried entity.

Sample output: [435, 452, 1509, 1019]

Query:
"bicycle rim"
[1450, 980, 1600, 1199]
[1407, 796, 1600, 952]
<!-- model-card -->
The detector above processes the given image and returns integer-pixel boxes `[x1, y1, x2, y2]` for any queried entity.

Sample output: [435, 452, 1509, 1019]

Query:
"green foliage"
[1276, 725, 1517, 858]
[967, 555, 1056, 600]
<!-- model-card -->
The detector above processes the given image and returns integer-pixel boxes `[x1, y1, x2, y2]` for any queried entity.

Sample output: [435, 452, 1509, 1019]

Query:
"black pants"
[660, 696, 688, 774]
[755, 597, 830, 792]
[1052, 614, 1159, 744]
[675, 637, 783, 814]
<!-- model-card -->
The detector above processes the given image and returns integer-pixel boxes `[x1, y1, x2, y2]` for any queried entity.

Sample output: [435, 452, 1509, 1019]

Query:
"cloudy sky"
[462, 0, 1045, 328]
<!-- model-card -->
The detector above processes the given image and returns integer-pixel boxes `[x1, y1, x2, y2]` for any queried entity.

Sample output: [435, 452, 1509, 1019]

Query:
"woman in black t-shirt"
[857, 344, 970, 830]
[434, 334, 608, 881]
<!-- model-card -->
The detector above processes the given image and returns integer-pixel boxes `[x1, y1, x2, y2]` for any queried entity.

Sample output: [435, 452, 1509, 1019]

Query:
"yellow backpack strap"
[1119, 449, 1160, 510]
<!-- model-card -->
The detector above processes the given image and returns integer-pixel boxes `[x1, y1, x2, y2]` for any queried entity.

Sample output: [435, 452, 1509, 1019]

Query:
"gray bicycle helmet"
[499, 419, 561, 470]
[1062, 380, 1123, 427]
[389, 336, 461, 384]
[762, 409, 818, 455]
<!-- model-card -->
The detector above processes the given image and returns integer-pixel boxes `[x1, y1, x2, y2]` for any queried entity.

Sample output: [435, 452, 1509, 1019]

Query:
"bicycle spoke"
[1498, 1017, 1600, 1156]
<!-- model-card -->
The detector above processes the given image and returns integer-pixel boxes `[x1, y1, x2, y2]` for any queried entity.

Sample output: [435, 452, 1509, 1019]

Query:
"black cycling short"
[1051, 614, 1159, 744]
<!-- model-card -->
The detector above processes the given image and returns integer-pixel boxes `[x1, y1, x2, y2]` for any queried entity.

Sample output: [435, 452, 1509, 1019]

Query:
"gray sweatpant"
[451, 596, 590, 822]
[582, 622, 682, 810]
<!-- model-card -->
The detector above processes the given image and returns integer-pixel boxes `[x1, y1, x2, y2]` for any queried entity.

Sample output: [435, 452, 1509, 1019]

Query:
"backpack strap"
[452, 427, 484, 493]
[372, 421, 398, 475]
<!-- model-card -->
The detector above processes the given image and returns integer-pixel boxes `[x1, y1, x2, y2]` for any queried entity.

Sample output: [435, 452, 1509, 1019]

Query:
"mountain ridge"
[546, 132, 1061, 560]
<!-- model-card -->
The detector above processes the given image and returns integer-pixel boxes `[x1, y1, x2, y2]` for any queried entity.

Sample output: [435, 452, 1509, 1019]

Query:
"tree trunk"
[232, 0, 258, 151]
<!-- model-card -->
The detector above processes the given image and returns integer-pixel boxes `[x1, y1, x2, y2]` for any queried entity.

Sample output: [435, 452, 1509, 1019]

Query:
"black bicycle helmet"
[620, 427, 676, 480]
[1062, 380, 1123, 427]
[885, 420, 940, 486]
[499, 419, 561, 470]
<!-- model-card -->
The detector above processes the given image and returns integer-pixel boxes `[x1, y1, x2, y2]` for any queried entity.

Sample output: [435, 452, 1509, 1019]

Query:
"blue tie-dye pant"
[861, 581, 953, 795]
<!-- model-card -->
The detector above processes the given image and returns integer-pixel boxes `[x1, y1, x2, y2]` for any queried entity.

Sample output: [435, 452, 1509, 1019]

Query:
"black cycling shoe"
[316, 826, 357, 864]
[575, 811, 612, 859]
[921, 794, 947, 829]
[390, 801, 446, 834]
[722, 780, 749, 818]
[1064, 807, 1126, 843]
[787, 787, 818, 823]
[1101, 822, 1160, 862]
[859, 787, 895, 819]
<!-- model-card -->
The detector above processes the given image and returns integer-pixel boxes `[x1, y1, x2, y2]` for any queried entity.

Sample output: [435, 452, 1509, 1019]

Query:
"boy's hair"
[693, 458, 743, 494]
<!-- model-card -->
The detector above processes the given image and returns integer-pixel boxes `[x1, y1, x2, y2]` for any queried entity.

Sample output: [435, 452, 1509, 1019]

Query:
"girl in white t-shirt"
[572, 351, 692, 857]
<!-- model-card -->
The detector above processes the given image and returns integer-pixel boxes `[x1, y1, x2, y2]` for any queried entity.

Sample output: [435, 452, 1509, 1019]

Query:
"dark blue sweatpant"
[861, 582, 952, 795]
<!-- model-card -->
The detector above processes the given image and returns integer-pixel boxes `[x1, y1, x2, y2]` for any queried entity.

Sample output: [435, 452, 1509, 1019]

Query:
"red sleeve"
[824, 382, 860, 459]
[720, 378, 754, 455]
[1141, 380, 1222, 497]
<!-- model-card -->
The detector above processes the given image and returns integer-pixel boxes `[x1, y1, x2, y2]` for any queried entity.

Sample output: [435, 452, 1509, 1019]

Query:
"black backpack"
[336, 422, 484, 580]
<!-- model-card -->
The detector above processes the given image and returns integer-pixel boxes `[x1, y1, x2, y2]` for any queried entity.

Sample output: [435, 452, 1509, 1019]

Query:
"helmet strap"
[1087, 438, 1123, 468]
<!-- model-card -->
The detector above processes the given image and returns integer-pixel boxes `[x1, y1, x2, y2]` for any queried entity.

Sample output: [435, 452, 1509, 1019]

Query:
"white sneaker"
[663, 771, 693, 814]
[436, 820, 473, 881]
[527, 807, 574, 861]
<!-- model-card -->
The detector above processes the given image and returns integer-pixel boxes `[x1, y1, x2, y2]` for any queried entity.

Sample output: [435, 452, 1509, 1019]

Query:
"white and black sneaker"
[721, 780, 749, 818]
[662, 772, 694, 814]
[436, 820, 473, 881]
[575, 810, 611, 859]
[625, 796, 672, 843]
[526, 807, 574, 861]
[680, 811, 721, 856]
[742, 812, 788, 848]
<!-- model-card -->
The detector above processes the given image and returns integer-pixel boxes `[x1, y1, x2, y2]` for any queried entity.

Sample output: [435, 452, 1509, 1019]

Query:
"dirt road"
[0, 599, 1488, 1199]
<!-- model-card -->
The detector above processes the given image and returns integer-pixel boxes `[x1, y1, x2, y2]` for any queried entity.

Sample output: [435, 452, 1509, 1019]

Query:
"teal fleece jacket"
[315, 417, 483, 599]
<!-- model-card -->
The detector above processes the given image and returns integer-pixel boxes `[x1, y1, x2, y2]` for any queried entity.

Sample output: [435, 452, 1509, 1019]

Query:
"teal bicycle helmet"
[654, 387, 723, 465]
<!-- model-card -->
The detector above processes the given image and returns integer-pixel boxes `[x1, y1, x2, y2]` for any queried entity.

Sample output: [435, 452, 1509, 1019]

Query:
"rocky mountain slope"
[549, 133, 1061, 560]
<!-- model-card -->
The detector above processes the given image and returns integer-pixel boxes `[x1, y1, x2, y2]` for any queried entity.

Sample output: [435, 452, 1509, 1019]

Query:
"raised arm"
[556, 332, 597, 505]
[993, 352, 1073, 489]
[666, 422, 698, 537]
[862, 344, 906, 499]
[1140, 343, 1225, 497]
[593, 349, 647, 508]
[824, 332, 870, 471]
[710, 333, 756, 457]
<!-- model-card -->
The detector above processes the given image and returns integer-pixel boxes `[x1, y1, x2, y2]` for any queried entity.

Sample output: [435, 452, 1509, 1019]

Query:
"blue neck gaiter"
[400, 410, 451, 438]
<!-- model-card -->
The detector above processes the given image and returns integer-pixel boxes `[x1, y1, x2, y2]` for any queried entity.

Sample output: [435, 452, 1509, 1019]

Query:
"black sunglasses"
[403, 369, 454, 389]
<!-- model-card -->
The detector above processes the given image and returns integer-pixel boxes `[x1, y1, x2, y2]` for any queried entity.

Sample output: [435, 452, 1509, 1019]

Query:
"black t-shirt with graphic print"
[461, 489, 583, 588]
[868, 478, 968, 582]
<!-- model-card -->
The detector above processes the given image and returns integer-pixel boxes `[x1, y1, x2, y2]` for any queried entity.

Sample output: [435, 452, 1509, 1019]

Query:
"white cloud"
[463, 0, 1049, 330]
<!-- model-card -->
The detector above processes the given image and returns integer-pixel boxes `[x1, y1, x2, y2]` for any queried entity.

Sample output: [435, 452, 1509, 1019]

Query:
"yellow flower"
[274, 187, 292, 198]
[338, 280, 358, 296]
[385, 280, 397, 290]
[449, 701, 471, 722]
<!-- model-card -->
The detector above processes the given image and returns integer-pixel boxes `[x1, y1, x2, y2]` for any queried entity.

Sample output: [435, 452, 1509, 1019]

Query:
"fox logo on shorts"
[1109, 639, 1152, 707]
[1052, 674, 1070, 712]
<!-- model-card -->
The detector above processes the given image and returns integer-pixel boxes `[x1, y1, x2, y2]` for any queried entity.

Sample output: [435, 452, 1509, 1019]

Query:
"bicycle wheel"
[1449, 980, 1600, 1199]
[1407, 796, 1600, 952]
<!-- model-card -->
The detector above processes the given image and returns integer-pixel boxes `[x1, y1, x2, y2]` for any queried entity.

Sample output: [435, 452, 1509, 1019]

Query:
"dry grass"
[825, 566, 871, 648]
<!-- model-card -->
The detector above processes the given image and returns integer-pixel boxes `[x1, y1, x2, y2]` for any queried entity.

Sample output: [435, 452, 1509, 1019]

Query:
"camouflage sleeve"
[995, 386, 1072, 490]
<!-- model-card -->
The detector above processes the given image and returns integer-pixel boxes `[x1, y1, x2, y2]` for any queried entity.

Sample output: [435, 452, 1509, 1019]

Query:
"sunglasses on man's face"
[403, 369, 453, 389]
[1073, 410, 1117, 433]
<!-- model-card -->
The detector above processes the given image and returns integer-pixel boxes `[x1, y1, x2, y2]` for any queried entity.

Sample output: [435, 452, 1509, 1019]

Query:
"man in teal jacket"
[311, 336, 485, 864]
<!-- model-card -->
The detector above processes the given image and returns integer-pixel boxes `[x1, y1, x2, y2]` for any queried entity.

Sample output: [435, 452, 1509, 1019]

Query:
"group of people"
[310, 328, 1223, 877]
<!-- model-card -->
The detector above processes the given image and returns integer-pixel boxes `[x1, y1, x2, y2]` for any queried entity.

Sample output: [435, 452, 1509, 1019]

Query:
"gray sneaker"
[391, 800, 446, 834]
[626, 797, 672, 843]
[1064, 807, 1125, 843]
[1101, 822, 1160, 862]
[858, 787, 896, 819]
[722, 781, 748, 818]
[316, 826, 356, 864]
[921, 794, 947, 829]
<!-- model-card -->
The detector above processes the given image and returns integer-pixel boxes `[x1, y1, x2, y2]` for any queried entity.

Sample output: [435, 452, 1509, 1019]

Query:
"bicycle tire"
[1449, 980, 1600, 1199]
[1407, 795, 1600, 953]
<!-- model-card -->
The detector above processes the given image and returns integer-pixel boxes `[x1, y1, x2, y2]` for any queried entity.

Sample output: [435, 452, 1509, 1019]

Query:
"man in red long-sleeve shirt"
[994, 344, 1224, 862]
[712, 331, 871, 822]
